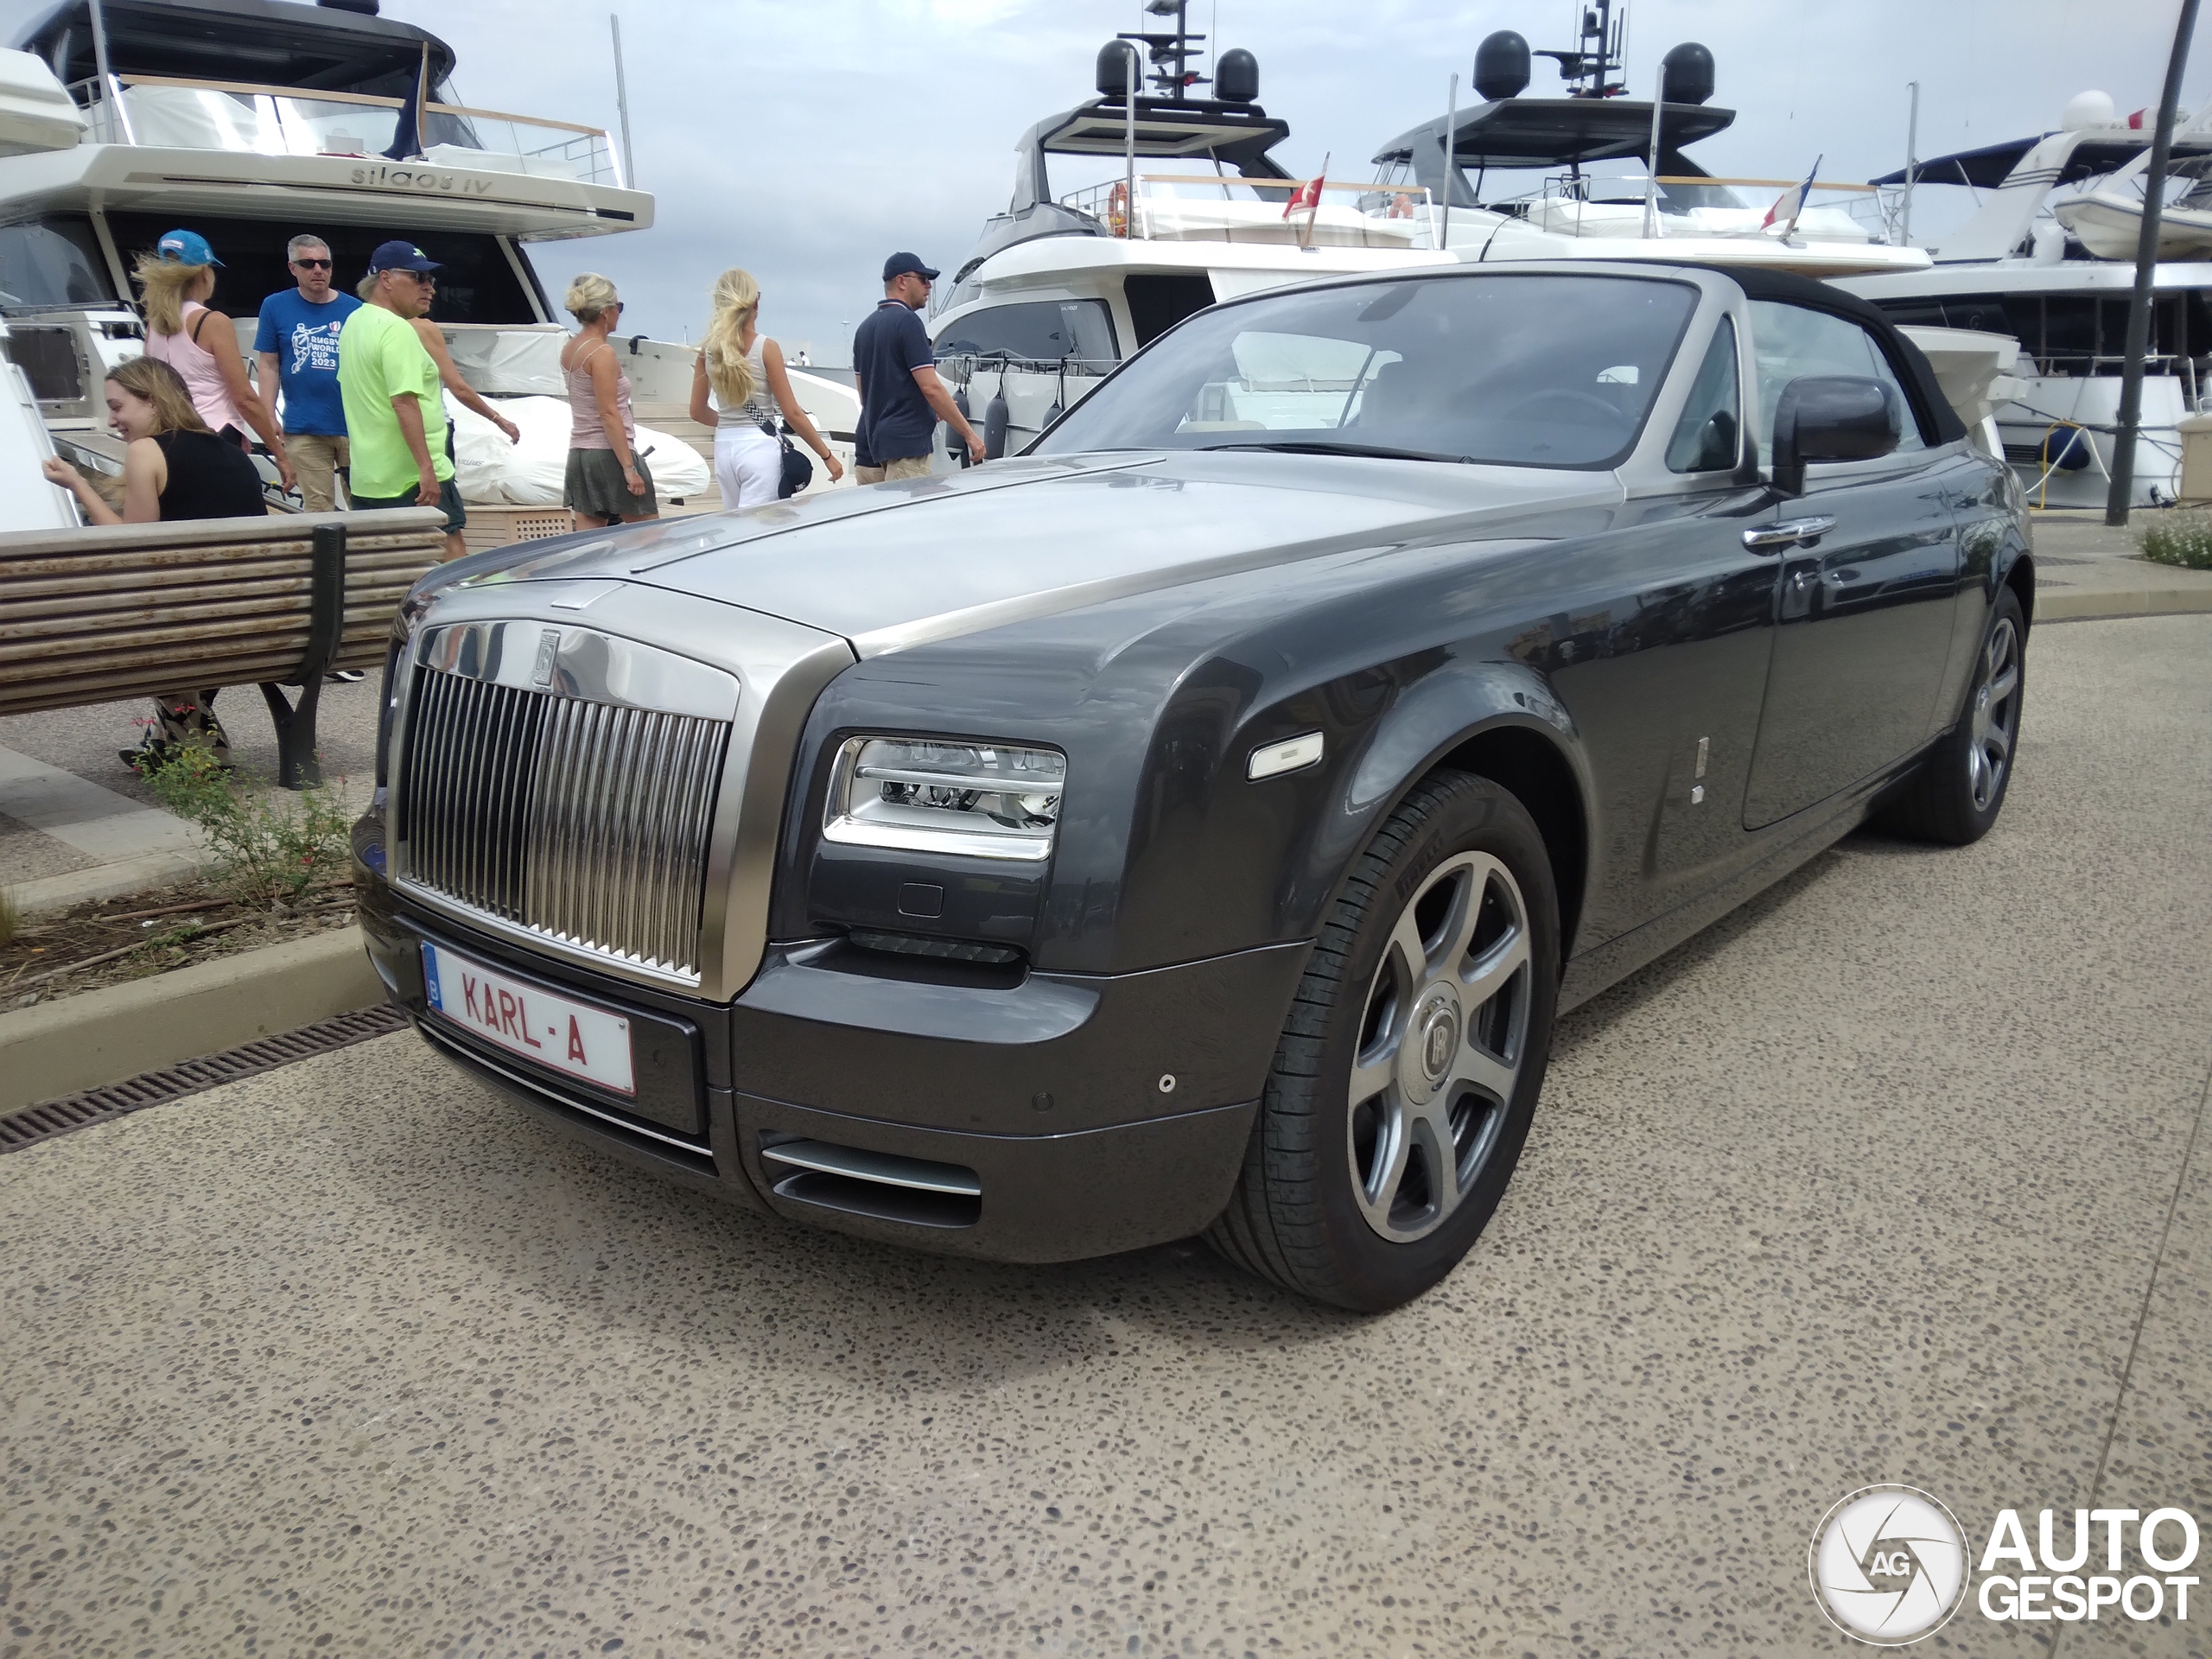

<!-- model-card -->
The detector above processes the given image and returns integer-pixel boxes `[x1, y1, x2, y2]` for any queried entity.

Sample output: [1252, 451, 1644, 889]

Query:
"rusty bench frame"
[0, 507, 448, 788]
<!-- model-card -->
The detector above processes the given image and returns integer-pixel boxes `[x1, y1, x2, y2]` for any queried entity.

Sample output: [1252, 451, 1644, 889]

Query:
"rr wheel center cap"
[1402, 989, 1462, 1104]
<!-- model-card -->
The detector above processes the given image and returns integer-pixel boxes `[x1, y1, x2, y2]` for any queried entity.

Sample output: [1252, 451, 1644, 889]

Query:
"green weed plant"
[2140, 512, 2212, 569]
[133, 747, 352, 905]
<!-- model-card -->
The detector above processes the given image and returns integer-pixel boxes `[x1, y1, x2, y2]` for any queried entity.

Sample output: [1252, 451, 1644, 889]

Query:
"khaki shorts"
[855, 454, 931, 485]
[289, 432, 349, 512]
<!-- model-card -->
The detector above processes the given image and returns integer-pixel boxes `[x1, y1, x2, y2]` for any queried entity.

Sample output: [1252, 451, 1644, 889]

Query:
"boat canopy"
[1011, 94, 1290, 213]
[14, 0, 456, 99]
[1373, 96, 1735, 206]
[1872, 131, 2212, 190]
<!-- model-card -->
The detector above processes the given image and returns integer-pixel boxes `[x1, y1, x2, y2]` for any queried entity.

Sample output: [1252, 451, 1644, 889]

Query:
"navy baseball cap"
[882, 251, 939, 282]
[368, 239, 442, 275]
[155, 228, 221, 266]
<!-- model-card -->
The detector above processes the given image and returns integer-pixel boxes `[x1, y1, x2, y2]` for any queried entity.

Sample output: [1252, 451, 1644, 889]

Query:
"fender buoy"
[983, 385, 1011, 461]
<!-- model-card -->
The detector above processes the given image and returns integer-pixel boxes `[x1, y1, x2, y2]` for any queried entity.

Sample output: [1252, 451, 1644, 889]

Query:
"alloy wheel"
[1346, 850, 1533, 1243]
[1967, 616, 2020, 812]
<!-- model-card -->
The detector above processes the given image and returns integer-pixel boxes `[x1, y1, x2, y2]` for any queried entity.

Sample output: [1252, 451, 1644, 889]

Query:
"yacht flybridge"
[1367, 10, 1927, 279]
[0, 0, 858, 526]
[0, 0, 645, 473]
[931, 0, 1930, 461]
[1838, 92, 2212, 507]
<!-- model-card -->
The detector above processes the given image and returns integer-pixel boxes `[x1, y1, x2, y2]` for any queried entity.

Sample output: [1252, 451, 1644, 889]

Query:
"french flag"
[1764, 154, 1823, 235]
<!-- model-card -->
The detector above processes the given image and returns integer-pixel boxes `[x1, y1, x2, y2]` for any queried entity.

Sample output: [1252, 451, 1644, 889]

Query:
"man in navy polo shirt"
[852, 251, 982, 483]
[254, 232, 360, 512]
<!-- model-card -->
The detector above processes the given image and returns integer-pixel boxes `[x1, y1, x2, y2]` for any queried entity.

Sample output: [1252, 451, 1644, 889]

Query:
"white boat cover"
[447, 392, 709, 507]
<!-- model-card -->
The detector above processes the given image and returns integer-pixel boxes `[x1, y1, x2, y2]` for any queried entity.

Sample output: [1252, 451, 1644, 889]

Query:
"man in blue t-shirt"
[852, 251, 982, 483]
[254, 232, 361, 512]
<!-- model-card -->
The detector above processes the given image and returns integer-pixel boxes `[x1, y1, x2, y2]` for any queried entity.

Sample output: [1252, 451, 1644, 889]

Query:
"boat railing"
[1473, 168, 1885, 240]
[68, 73, 623, 188]
[1057, 173, 1437, 250]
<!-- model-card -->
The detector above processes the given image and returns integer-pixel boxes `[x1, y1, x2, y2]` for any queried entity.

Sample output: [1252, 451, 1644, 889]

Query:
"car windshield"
[1033, 273, 1699, 470]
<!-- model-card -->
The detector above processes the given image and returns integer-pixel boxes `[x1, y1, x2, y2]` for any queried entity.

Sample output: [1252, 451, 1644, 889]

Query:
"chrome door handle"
[1743, 516, 1838, 552]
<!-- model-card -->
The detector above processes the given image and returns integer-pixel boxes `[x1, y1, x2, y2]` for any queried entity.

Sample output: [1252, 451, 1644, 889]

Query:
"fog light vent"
[761, 1138, 982, 1229]
[849, 929, 1020, 965]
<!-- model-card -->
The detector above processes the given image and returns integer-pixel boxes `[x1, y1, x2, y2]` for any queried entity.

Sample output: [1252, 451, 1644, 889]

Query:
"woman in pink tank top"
[558, 271, 658, 527]
[135, 229, 294, 497]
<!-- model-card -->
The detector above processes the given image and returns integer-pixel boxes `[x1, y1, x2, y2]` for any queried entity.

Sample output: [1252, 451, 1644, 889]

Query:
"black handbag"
[758, 416, 813, 499]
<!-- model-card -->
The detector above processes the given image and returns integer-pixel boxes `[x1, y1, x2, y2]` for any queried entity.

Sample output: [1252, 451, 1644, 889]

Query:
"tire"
[1206, 770, 1560, 1312]
[1879, 587, 2025, 845]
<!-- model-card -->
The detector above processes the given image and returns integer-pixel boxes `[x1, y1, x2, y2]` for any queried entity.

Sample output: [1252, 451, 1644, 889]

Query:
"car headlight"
[824, 736, 1065, 861]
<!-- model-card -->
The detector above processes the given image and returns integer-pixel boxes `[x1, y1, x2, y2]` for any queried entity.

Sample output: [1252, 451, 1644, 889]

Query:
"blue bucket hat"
[155, 228, 221, 267]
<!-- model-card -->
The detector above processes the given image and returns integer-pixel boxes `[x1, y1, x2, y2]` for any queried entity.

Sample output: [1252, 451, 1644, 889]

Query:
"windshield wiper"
[1192, 440, 1470, 464]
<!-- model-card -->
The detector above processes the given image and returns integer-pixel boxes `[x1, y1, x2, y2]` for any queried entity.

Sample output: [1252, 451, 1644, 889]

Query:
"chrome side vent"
[398, 664, 729, 982]
[760, 1138, 982, 1229]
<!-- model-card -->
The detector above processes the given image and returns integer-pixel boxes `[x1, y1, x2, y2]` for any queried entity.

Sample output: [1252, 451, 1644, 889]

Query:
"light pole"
[2107, 0, 2202, 524]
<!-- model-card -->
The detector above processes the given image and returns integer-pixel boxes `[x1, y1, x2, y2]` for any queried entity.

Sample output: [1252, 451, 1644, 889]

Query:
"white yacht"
[931, 0, 1929, 460]
[1835, 92, 2212, 507]
[0, 0, 856, 524]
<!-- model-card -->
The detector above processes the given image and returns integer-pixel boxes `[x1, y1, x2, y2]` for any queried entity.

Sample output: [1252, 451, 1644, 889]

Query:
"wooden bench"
[0, 507, 448, 787]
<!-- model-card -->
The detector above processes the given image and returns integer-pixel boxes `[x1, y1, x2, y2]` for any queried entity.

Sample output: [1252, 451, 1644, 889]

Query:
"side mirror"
[1770, 374, 1899, 496]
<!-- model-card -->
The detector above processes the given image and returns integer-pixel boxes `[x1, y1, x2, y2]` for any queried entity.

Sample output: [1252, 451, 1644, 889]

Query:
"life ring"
[1107, 180, 1129, 238]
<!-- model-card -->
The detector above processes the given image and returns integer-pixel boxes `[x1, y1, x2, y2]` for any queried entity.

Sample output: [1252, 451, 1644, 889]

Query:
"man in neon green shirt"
[340, 239, 465, 560]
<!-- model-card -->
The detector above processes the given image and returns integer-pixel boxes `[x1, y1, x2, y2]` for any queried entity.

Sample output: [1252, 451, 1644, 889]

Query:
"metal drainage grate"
[0, 1003, 410, 1155]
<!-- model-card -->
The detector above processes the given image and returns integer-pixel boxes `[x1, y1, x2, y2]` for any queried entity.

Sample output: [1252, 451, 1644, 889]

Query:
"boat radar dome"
[1472, 31, 1530, 101]
[1096, 41, 1133, 99]
[1217, 48, 1259, 105]
[2063, 89, 2117, 129]
[1659, 41, 1714, 105]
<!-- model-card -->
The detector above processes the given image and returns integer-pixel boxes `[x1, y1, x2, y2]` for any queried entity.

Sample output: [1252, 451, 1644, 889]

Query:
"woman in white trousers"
[690, 268, 842, 507]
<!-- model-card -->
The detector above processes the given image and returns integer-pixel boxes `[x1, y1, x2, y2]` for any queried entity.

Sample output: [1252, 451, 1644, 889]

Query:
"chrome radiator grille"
[398, 665, 730, 981]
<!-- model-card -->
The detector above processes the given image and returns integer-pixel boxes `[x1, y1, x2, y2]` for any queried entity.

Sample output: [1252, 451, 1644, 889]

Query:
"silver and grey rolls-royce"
[353, 261, 2031, 1311]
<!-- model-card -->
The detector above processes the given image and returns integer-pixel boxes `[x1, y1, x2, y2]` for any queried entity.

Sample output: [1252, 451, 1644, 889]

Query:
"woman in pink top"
[135, 228, 293, 497]
[558, 271, 656, 528]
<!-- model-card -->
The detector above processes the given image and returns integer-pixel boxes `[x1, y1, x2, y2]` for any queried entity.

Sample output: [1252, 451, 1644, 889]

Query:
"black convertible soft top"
[1674, 263, 1968, 447]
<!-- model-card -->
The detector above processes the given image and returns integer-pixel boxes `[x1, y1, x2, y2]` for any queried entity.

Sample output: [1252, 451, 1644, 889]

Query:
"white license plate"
[420, 941, 636, 1096]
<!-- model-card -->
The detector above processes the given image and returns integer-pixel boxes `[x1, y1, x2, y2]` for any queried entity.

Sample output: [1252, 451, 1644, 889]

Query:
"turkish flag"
[1282, 171, 1326, 219]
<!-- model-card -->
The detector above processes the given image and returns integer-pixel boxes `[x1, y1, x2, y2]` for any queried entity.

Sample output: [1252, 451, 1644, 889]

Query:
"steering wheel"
[1502, 388, 1630, 429]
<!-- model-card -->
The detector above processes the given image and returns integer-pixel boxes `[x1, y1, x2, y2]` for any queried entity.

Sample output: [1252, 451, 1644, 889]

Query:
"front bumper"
[358, 872, 1305, 1264]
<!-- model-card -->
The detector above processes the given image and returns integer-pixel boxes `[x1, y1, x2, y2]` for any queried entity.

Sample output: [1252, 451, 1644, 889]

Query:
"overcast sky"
[10, 0, 2209, 359]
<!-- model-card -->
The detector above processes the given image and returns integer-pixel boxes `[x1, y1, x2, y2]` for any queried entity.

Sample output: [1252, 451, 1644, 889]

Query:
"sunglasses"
[292, 257, 331, 270]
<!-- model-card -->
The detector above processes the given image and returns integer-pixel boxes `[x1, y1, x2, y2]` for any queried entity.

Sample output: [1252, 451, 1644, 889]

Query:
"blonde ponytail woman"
[134, 228, 293, 497]
[689, 266, 843, 508]
[558, 271, 658, 527]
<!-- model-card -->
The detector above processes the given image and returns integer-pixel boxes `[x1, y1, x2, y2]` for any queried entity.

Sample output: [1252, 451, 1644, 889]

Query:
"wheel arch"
[2001, 549, 2035, 632]
[1325, 661, 1595, 965]
[1429, 724, 1591, 962]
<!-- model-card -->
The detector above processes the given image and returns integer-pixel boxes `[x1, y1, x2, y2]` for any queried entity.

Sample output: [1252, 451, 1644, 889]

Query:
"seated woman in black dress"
[44, 355, 265, 524]
[42, 356, 268, 766]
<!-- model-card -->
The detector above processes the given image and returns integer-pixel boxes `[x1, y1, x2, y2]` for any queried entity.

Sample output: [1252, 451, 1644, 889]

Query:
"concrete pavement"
[1, 615, 2208, 1658]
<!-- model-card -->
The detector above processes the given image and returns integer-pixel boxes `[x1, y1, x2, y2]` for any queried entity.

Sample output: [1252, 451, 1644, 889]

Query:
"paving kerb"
[2028, 507, 2212, 620]
[7, 847, 215, 916]
[0, 927, 381, 1111]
